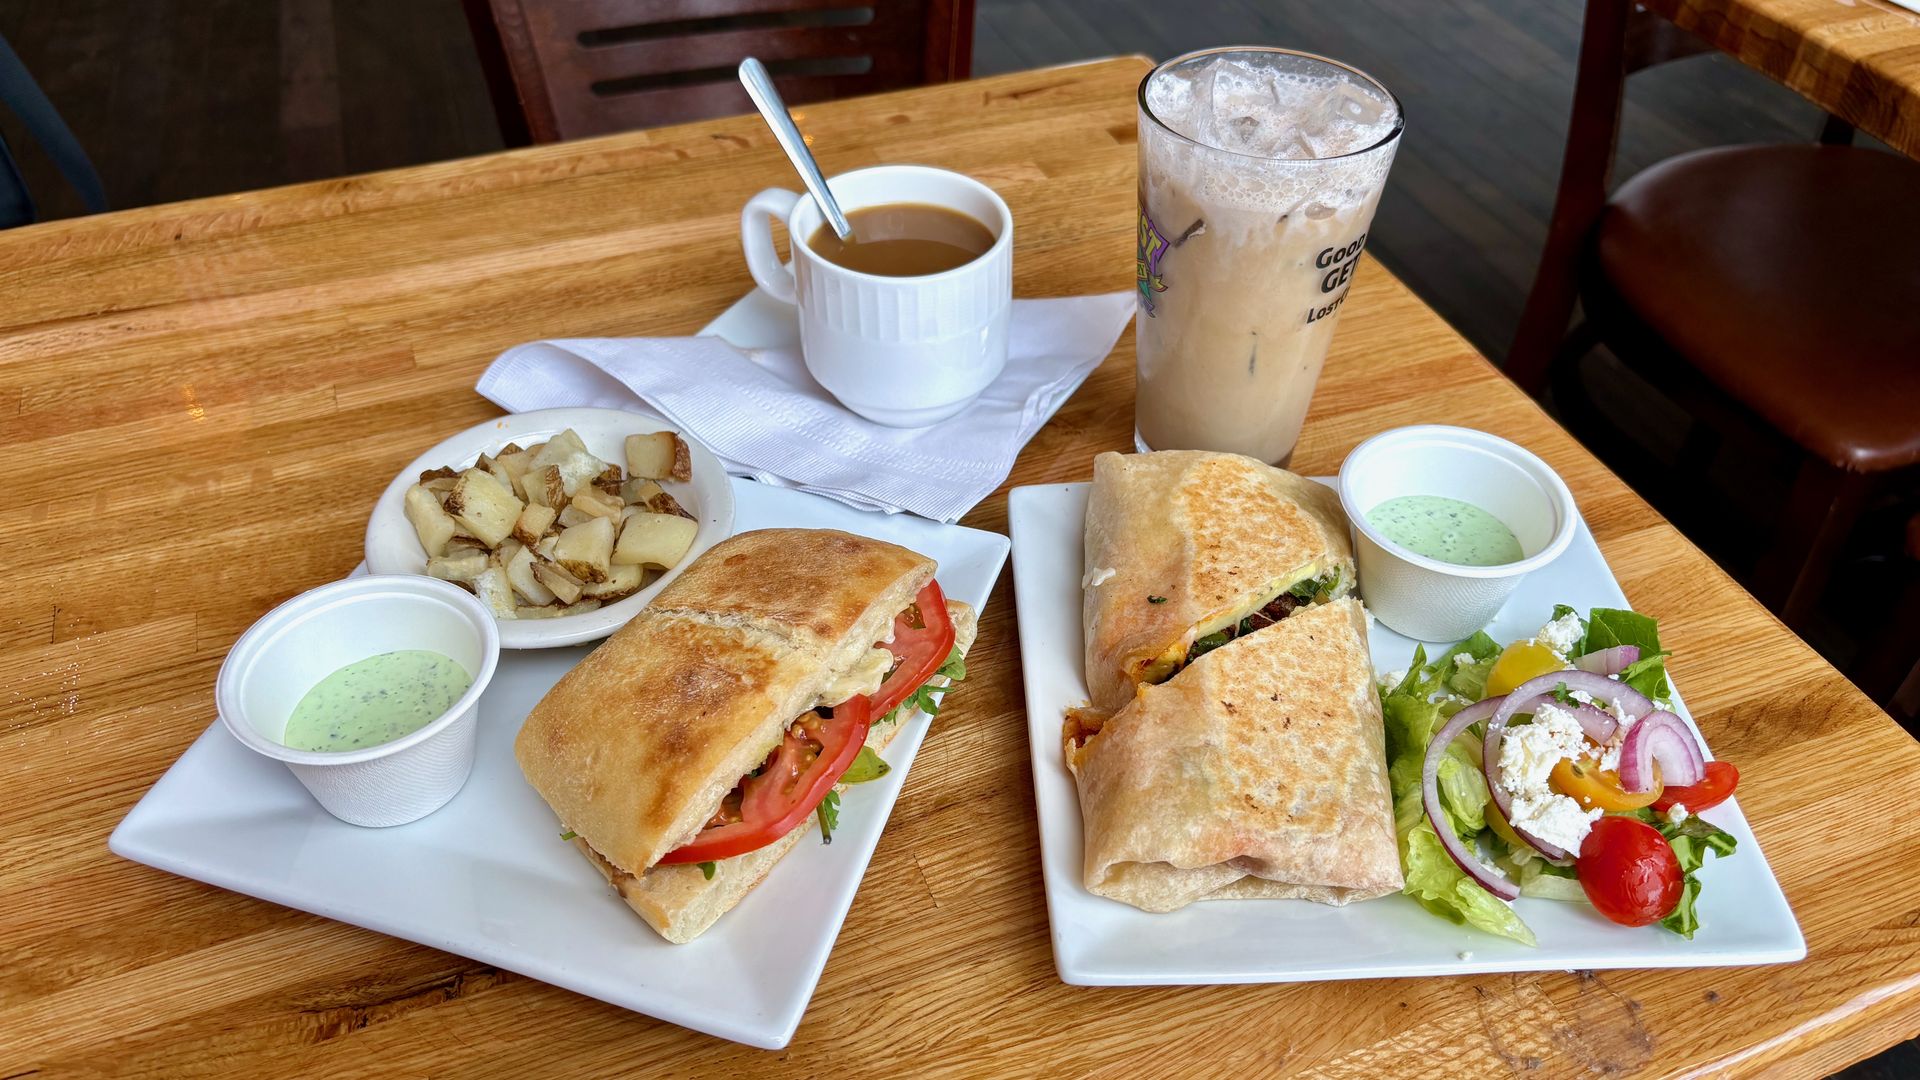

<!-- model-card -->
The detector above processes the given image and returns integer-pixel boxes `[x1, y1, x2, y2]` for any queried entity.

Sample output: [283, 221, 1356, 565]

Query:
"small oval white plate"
[364, 407, 734, 649]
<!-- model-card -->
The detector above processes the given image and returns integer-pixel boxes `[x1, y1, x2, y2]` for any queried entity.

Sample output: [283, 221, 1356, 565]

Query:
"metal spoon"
[738, 57, 853, 241]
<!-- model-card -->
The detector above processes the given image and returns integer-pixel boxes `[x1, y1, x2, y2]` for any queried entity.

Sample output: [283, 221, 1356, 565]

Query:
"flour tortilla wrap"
[1081, 450, 1355, 714]
[1065, 599, 1400, 913]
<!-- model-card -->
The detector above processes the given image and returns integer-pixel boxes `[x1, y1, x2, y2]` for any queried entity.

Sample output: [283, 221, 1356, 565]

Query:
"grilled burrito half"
[1064, 598, 1400, 912]
[515, 528, 976, 943]
[1082, 450, 1355, 713]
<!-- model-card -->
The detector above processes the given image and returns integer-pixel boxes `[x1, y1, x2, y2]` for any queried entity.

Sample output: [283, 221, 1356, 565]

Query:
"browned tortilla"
[1065, 599, 1400, 913]
[1081, 450, 1354, 713]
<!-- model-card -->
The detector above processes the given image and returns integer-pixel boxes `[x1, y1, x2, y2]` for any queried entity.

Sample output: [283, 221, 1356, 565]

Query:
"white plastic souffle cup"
[740, 164, 1013, 427]
[1337, 426, 1578, 642]
[215, 575, 501, 827]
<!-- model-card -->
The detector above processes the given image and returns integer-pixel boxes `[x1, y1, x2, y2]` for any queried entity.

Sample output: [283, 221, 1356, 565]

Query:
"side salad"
[1380, 605, 1741, 945]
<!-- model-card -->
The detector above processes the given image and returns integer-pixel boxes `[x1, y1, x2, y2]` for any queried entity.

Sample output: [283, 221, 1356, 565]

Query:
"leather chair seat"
[1595, 145, 1920, 473]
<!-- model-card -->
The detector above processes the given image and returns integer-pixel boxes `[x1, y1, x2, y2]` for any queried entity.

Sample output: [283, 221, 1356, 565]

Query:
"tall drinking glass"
[1134, 47, 1403, 466]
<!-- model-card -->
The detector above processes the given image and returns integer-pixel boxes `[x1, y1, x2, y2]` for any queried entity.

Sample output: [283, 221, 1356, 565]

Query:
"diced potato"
[475, 453, 515, 491]
[557, 598, 603, 616]
[426, 551, 487, 584]
[512, 503, 557, 546]
[495, 448, 533, 487]
[534, 534, 559, 560]
[443, 468, 524, 547]
[531, 559, 583, 604]
[497, 537, 525, 568]
[418, 466, 457, 483]
[613, 512, 696, 569]
[624, 432, 678, 480]
[570, 487, 623, 521]
[621, 478, 663, 505]
[472, 567, 517, 619]
[556, 505, 593, 529]
[645, 488, 695, 521]
[552, 516, 614, 583]
[505, 544, 556, 605]
[526, 428, 608, 498]
[498, 442, 523, 455]
[518, 464, 565, 508]
[421, 475, 457, 495]
[515, 604, 564, 620]
[592, 464, 623, 496]
[582, 563, 645, 601]
[403, 484, 457, 557]
[445, 535, 489, 555]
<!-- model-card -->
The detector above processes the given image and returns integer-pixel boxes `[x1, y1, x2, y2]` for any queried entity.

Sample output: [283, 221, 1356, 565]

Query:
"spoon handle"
[738, 58, 853, 241]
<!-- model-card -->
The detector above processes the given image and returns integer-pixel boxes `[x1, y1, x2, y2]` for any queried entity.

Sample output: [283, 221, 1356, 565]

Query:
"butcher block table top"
[3, 55, 1917, 1079]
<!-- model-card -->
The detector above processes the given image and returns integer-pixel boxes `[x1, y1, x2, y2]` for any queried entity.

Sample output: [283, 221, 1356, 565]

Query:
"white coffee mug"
[740, 164, 1013, 427]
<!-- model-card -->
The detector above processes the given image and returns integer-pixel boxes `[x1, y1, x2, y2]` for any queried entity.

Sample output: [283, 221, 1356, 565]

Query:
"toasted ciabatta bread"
[513, 527, 972, 942]
[579, 599, 977, 944]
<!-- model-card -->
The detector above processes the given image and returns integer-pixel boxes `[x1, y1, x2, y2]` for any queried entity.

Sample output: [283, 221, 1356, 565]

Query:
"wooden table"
[3, 56, 1917, 1079]
[1643, 0, 1920, 157]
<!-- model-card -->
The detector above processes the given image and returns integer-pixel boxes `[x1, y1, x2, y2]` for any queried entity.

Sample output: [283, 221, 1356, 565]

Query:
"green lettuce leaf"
[840, 746, 891, 784]
[1584, 608, 1671, 699]
[1655, 816, 1736, 939]
[699, 861, 716, 881]
[1400, 815, 1538, 946]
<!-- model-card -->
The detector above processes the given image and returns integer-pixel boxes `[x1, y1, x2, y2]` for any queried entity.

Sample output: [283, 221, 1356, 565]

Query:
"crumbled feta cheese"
[1666, 804, 1690, 825]
[1598, 740, 1622, 773]
[1379, 669, 1405, 689]
[1458, 950, 1474, 961]
[1499, 702, 1604, 851]
[1081, 565, 1117, 588]
[1453, 653, 1474, 667]
[1537, 612, 1584, 656]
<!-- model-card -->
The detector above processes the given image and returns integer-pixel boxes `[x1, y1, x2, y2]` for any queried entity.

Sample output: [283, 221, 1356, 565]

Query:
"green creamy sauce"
[283, 650, 472, 752]
[1366, 495, 1524, 567]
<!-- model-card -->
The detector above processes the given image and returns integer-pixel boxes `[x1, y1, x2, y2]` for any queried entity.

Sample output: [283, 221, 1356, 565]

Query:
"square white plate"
[111, 478, 1010, 1048]
[1008, 480, 1803, 986]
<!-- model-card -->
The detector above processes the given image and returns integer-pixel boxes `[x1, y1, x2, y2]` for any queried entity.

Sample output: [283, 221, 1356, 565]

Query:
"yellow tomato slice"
[1550, 756, 1662, 811]
[1486, 798, 1528, 850]
[1484, 641, 1568, 698]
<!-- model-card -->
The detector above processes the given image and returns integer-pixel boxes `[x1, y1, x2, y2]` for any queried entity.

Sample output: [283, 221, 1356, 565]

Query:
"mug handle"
[740, 187, 802, 304]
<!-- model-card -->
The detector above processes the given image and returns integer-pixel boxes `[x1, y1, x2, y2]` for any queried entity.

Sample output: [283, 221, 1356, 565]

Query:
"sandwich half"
[1081, 450, 1355, 713]
[1064, 598, 1400, 912]
[515, 528, 977, 943]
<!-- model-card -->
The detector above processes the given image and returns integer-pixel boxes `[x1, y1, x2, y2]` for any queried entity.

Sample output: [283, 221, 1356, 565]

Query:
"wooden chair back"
[464, 0, 975, 144]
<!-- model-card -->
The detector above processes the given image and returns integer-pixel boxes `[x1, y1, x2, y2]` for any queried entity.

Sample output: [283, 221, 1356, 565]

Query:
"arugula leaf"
[880, 647, 966, 725]
[559, 830, 577, 841]
[1147, 595, 1167, 604]
[841, 746, 891, 784]
[699, 861, 716, 881]
[1288, 568, 1341, 604]
[816, 789, 841, 843]
[1584, 608, 1671, 699]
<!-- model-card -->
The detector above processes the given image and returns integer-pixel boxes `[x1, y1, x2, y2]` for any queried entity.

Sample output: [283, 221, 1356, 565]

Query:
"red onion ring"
[1477, 692, 1572, 861]
[1421, 704, 1520, 901]
[1564, 703, 1620, 744]
[1497, 671, 1652, 728]
[1573, 645, 1640, 676]
[1617, 710, 1705, 792]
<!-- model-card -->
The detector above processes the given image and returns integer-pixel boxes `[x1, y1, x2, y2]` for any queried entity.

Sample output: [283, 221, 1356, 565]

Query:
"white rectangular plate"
[1008, 480, 1803, 986]
[111, 478, 1010, 1048]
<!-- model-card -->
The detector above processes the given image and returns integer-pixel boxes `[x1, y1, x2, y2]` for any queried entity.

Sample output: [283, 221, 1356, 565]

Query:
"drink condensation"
[1134, 48, 1402, 465]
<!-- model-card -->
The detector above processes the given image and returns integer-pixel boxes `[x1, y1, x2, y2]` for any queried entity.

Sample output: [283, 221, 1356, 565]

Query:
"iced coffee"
[1134, 48, 1403, 464]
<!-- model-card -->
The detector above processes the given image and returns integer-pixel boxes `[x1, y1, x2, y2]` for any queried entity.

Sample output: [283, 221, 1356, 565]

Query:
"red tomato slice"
[867, 580, 956, 721]
[1577, 816, 1683, 926]
[1651, 760, 1738, 814]
[656, 694, 872, 864]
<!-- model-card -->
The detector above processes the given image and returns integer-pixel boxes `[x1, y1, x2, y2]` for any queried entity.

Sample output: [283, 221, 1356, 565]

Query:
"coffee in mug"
[808, 203, 995, 276]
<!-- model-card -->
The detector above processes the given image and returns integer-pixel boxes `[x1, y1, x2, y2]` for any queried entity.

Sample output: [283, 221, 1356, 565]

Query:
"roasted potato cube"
[426, 551, 487, 584]
[497, 537, 525, 567]
[552, 516, 614, 582]
[531, 559, 583, 604]
[511, 503, 557, 546]
[557, 598, 603, 616]
[418, 465, 457, 483]
[645, 488, 695, 521]
[499, 442, 523, 455]
[534, 534, 559, 560]
[517, 464, 565, 508]
[472, 567, 517, 619]
[474, 453, 514, 491]
[515, 604, 564, 620]
[624, 432, 678, 480]
[443, 468, 524, 547]
[421, 475, 458, 495]
[582, 563, 645, 601]
[613, 512, 696, 569]
[403, 484, 457, 557]
[621, 477, 664, 506]
[504, 544, 556, 605]
[495, 448, 534, 487]
[570, 487, 623, 521]
[592, 464, 623, 497]
[526, 428, 608, 498]
[556, 505, 593, 529]
[445, 535, 488, 555]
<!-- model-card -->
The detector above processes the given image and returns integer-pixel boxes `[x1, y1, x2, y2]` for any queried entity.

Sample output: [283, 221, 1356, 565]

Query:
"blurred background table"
[3, 56, 1919, 1079]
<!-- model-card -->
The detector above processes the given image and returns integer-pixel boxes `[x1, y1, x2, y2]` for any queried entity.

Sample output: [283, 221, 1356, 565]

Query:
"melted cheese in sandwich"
[814, 646, 894, 708]
[1137, 559, 1331, 686]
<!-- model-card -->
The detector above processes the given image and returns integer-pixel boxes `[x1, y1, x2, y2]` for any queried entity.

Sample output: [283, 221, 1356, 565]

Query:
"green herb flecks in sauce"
[1366, 495, 1523, 567]
[283, 649, 472, 752]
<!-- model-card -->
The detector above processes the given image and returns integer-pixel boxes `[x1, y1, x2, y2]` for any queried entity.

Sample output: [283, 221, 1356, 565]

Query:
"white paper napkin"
[476, 293, 1135, 522]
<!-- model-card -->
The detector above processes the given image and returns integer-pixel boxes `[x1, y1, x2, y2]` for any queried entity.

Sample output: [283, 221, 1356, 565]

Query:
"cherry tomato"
[1652, 760, 1738, 814]
[1551, 756, 1662, 812]
[1484, 641, 1568, 698]
[1577, 816, 1683, 926]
